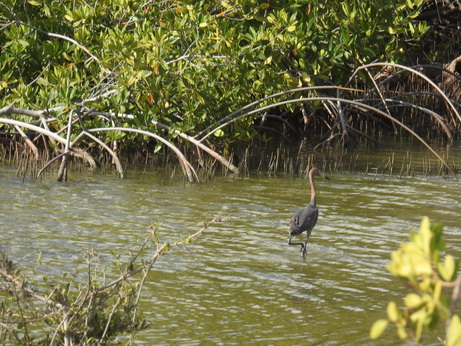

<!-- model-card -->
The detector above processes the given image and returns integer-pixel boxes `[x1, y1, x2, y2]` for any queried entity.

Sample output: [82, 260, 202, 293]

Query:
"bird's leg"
[301, 232, 311, 256]
[302, 240, 308, 256]
[288, 235, 305, 253]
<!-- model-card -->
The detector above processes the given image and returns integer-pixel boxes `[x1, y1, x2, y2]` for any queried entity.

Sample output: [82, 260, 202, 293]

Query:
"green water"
[1, 166, 460, 344]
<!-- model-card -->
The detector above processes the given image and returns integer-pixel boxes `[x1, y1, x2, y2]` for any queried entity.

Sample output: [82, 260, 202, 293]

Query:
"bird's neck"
[309, 173, 316, 206]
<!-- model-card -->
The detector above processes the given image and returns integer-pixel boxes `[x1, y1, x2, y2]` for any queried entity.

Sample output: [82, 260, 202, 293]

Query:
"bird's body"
[289, 167, 328, 256]
[290, 203, 318, 238]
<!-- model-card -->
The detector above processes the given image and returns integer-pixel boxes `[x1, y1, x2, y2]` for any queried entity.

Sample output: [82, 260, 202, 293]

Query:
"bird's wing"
[290, 204, 318, 234]
[297, 204, 318, 229]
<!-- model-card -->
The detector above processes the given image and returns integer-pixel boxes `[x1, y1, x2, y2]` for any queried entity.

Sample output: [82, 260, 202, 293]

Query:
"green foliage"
[0, 0, 428, 144]
[370, 217, 461, 344]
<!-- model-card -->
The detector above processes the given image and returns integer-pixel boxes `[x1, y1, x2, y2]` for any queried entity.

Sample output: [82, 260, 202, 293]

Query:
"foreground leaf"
[447, 315, 461, 346]
[370, 319, 388, 339]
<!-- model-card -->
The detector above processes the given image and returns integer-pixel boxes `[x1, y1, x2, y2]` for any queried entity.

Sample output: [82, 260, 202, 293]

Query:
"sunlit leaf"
[154, 142, 163, 153]
[387, 301, 399, 322]
[439, 255, 456, 281]
[370, 319, 388, 339]
[213, 129, 224, 137]
[405, 293, 422, 308]
[397, 325, 408, 340]
[447, 315, 461, 346]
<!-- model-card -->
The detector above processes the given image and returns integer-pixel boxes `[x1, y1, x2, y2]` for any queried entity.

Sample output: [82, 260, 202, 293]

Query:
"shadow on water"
[1, 165, 460, 344]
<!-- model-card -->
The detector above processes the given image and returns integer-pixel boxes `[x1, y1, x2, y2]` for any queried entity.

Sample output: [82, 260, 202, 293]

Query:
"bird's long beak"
[319, 171, 330, 180]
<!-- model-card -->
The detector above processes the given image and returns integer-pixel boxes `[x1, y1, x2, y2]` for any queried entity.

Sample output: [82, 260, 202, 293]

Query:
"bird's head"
[310, 167, 330, 180]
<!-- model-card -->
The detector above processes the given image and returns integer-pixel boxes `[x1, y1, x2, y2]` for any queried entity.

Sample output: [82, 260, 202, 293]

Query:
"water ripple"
[1, 169, 459, 344]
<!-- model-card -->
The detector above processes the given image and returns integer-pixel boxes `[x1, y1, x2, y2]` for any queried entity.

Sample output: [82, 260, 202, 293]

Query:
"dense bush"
[0, 0, 427, 141]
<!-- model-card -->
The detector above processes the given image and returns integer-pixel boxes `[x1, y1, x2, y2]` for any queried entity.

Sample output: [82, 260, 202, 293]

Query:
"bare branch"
[195, 85, 363, 141]
[352, 62, 461, 123]
[447, 272, 461, 332]
[0, 105, 50, 118]
[196, 96, 458, 179]
[88, 127, 198, 182]
[97, 110, 239, 174]
[13, 125, 39, 160]
[0, 117, 67, 144]
[81, 131, 124, 178]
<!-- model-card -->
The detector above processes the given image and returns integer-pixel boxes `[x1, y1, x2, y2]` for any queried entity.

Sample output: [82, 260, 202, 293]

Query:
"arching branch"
[88, 127, 198, 182]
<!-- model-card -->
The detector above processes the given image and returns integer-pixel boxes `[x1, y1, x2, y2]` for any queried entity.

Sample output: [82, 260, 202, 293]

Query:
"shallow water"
[1, 166, 460, 344]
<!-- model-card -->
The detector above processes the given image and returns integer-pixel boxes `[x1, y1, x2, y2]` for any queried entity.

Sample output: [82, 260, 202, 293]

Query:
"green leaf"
[135, 70, 153, 79]
[64, 12, 75, 22]
[154, 142, 163, 153]
[447, 315, 461, 346]
[213, 129, 224, 137]
[439, 254, 456, 281]
[405, 293, 422, 308]
[397, 325, 408, 340]
[370, 319, 388, 339]
[341, 2, 350, 16]
[386, 301, 399, 322]
[419, 216, 432, 255]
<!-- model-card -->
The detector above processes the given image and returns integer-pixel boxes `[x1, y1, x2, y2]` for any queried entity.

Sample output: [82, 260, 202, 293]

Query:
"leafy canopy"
[0, 0, 427, 141]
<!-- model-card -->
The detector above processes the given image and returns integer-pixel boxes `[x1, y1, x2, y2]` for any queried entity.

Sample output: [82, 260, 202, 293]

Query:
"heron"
[289, 167, 329, 256]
